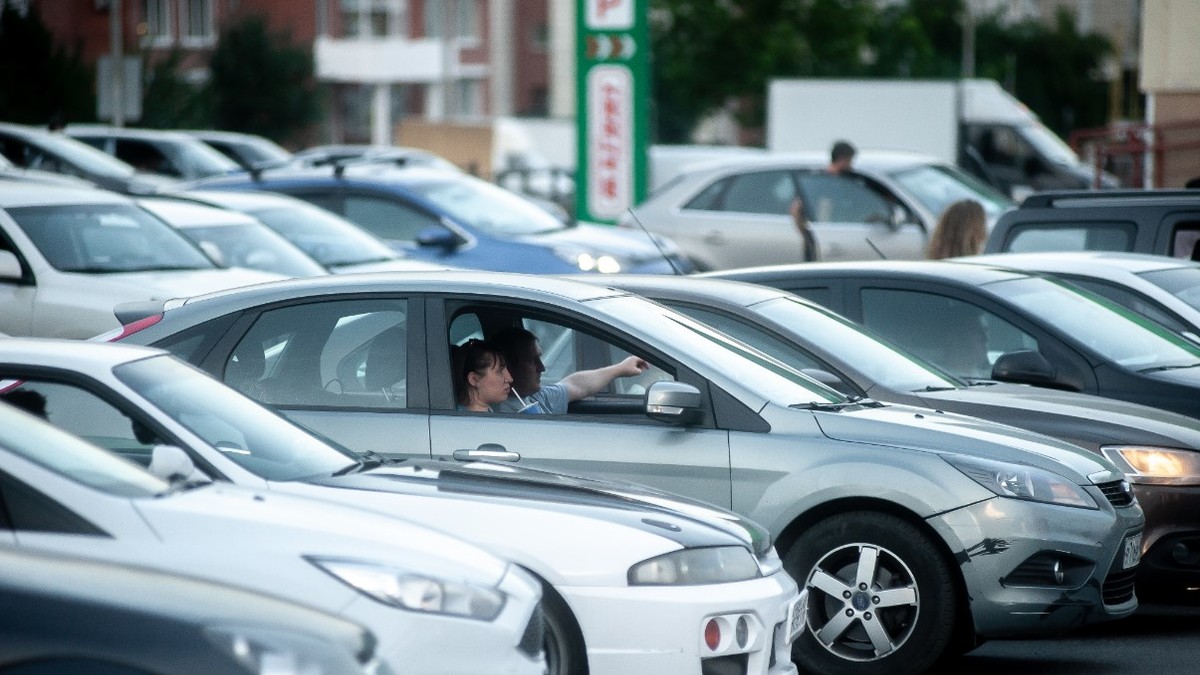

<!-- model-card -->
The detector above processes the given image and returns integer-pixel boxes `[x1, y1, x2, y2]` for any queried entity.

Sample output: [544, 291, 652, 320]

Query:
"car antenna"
[865, 238, 888, 260]
[623, 206, 686, 276]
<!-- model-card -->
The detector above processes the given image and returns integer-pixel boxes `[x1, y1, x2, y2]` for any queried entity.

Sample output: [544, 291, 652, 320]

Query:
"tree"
[205, 15, 320, 144]
[140, 50, 212, 129]
[0, 4, 93, 126]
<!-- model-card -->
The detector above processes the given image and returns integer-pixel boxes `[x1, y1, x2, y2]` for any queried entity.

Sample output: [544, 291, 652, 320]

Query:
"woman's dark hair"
[451, 339, 505, 405]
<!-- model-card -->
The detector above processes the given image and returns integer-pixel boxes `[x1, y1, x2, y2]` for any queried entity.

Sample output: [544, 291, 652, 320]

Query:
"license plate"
[786, 589, 808, 643]
[1122, 533, 1143, 570]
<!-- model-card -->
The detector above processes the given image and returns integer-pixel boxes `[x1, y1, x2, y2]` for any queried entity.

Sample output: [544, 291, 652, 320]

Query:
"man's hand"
[616, 356, 650, 377]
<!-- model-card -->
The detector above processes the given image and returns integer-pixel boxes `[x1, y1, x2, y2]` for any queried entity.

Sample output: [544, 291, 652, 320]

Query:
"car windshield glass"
[115, 356, 358, 481]
[753, 296, 961, 391]
[170, 139, 242, 177]
[405, 175, 567, 236]
[1139, 267, 1200, 313]
[990, 276, 1200, 370]
[1019, 121, 1081, 165]
[592, 296, 846, 405]
[887, 164, 1013, 221]
[177, 222, 327, 278]
[8, 203, 215, 273]
[0, 399, 167, 497]
[249, 204, 399, 266]
[37, 132, 138, 177]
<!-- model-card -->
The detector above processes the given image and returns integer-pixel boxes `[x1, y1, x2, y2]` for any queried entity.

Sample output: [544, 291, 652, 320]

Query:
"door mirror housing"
[0, 250, 21, 280]
[416, 225, 459, 250]
[645, 380, 703, 426]
[991, 350, 1063, 388]
[148, 444, 209, 484]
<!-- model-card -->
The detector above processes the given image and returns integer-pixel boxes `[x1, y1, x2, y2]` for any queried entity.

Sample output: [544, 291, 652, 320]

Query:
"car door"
[192, 295, 434, 462]
[0, 224, 34, 336]
[795, 171, 925, 261]
[424, 297, 735, 508]
[340, 189, 455, 252]
[675, 169, 805, 270]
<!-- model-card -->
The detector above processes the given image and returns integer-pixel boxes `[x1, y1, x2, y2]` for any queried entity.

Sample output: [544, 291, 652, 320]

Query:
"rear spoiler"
[114, 299, 168, 327]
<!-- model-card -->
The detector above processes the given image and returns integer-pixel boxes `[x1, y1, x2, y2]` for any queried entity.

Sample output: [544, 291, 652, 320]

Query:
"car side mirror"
[889, 204, 909, 230]
[148, 444, 209, 484]
[416, 225, 459, 250]
[0, 250, 21, 280]
[991, 350, 1060, 387]
[645, 380, 703, 426]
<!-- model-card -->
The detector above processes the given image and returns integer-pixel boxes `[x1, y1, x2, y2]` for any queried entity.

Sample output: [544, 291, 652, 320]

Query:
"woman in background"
[928, 199, 987, 260]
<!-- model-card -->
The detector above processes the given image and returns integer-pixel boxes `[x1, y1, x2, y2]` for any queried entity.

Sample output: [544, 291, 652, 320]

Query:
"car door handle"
[452, 443, 520, 462]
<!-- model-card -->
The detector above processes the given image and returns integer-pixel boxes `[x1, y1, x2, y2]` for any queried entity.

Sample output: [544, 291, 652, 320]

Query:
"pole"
[109, 0, 124, 127]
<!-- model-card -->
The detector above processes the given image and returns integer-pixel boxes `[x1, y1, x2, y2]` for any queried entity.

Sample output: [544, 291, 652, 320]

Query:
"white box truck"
[766, 78, 1117, 200]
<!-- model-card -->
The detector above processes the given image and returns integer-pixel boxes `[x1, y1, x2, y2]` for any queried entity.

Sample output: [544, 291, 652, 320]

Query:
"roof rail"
[1022, 189, 1200, 208]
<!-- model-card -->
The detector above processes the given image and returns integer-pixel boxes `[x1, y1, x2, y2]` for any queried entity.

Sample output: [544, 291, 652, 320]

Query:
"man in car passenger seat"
[489, 327, 648, 414]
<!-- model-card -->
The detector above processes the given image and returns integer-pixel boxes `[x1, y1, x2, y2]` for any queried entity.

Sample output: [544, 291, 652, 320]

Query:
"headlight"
[308, 558, 505, 621]
[553, 247, 624, 273]
[628, 546, 761, 586]
[205, 625, 378, 675]
[1102, 445, 1200, 485]
[943, 455, 1098, 509]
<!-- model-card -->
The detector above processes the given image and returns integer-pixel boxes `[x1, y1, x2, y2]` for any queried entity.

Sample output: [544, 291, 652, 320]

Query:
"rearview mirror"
[645, 380, 703, 426]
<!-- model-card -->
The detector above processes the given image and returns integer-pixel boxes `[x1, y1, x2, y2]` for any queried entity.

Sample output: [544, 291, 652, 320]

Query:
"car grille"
[1096, 480, 1134, 507]
[1102, 567, 1138, 606]
[518, 604, 545, 658]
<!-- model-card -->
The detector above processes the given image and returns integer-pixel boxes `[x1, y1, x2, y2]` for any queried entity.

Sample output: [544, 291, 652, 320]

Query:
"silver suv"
[115, 271, 1143, 675]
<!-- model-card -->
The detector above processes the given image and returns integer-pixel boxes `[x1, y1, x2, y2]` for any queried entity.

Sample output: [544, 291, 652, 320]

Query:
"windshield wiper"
[1139, 362, 1200, 374]
[155, 479, 212, 498]
[793, 395, 872, 411]
[331, 450, 396, 476]
[920, 385, 958, 392]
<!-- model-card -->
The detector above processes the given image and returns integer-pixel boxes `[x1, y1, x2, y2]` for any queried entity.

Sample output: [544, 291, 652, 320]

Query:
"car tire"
[783, 512, 957, 675]
[541, 586, 589, 675]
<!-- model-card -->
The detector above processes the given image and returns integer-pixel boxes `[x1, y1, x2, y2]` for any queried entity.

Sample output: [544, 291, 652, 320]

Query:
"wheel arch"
[515, 565, 590, 675]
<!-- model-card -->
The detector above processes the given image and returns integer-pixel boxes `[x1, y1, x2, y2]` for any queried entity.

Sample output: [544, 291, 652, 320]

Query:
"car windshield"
[887, 163, 1013, 222]
[592, 296, 846, 405]
[753, 296, 962, 391]
[1139, 267, 1200, 314]
[167, 139, 242, 177]
[248, 204, 399, 267]
[177, 222, 327, 278]
[989, 276, 1200, 370]
[115, 356, 359, 481]
[1019, 121, 1081, 165]
[405, 175, 567, 236]
[37, 132, 138, 177]
[0, 399, 167, 497]
[8, 203, 216, 273]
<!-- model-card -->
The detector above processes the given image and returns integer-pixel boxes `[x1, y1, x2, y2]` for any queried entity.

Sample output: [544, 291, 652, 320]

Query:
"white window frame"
[180, 0, 216, 48]
[140, 0, 174, 48]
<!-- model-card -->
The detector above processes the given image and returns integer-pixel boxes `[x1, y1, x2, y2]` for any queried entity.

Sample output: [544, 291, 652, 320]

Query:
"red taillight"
[704, 619, 721, 651]
[108, 313, 163, 342]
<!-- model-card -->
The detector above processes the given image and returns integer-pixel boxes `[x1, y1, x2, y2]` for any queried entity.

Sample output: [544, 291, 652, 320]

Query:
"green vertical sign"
[575, 0, 649, 224]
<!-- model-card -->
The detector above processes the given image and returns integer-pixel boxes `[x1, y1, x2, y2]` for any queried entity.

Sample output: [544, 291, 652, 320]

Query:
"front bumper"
[932, 495, 1143, 639]
[1132, 483, 1200, 602]
[351, 564, 547, 675]
[563, 568, 801, 675]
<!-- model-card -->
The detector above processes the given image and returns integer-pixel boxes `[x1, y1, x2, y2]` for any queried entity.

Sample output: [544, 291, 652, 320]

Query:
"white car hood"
[134, 482, 509, 585]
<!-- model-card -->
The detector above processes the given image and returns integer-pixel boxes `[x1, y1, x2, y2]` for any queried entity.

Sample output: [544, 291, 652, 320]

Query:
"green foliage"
[0, 5, 93, 125]
[651, 0, 1115, 141]
[140, 50, 212, 129]
[206, 14, 321, 145]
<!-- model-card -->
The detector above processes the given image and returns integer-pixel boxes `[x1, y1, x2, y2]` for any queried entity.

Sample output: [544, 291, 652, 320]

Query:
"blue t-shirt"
[493, 383, 569, 414]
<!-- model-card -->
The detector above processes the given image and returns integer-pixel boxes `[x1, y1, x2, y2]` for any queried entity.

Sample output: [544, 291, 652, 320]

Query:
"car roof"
[169, 270, 631, 311]
[963, 251, 1194, 275]
[175, 188, 310, 210]
[198, 163, 454, 190]
[1017, 189, 1200, 209]
[0, 182, 131, 208]
[137, 196, 262, 227]
[706, 259, 1034, 286]
[0, 337, 165, 370]
[572, 273, 791, 307]
[675, 149, 950, 177]
[64, 125, 202, 142]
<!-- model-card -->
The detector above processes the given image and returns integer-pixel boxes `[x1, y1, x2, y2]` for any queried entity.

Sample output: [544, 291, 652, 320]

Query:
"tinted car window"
[247, 204, 397, 267]
[1003, 222, 1136, 252]
[1170, 223, 1200, 259]
[343, 194, 443, 243]
[1141, 267, 1200, 313]
[859, 288, 1038, 380]
[721, 171, 795, 215]
[682, 177, 727, 211]
[797, 173, 890, 223]
[113, 139, 174, 176]
[1065, 276, 1190, 335]
[226, 299, 410, 409]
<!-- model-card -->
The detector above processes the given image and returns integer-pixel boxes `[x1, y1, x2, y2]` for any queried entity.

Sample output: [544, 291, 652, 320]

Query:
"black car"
[595, 273, 1200, 601]
[710, 260, 1200, 421]
[983, 189, 1200, 258]
[0, 544, 388, 675]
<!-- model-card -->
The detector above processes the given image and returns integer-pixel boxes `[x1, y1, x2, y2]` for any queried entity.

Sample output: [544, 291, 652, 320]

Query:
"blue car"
[194, 163, 692, 274]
